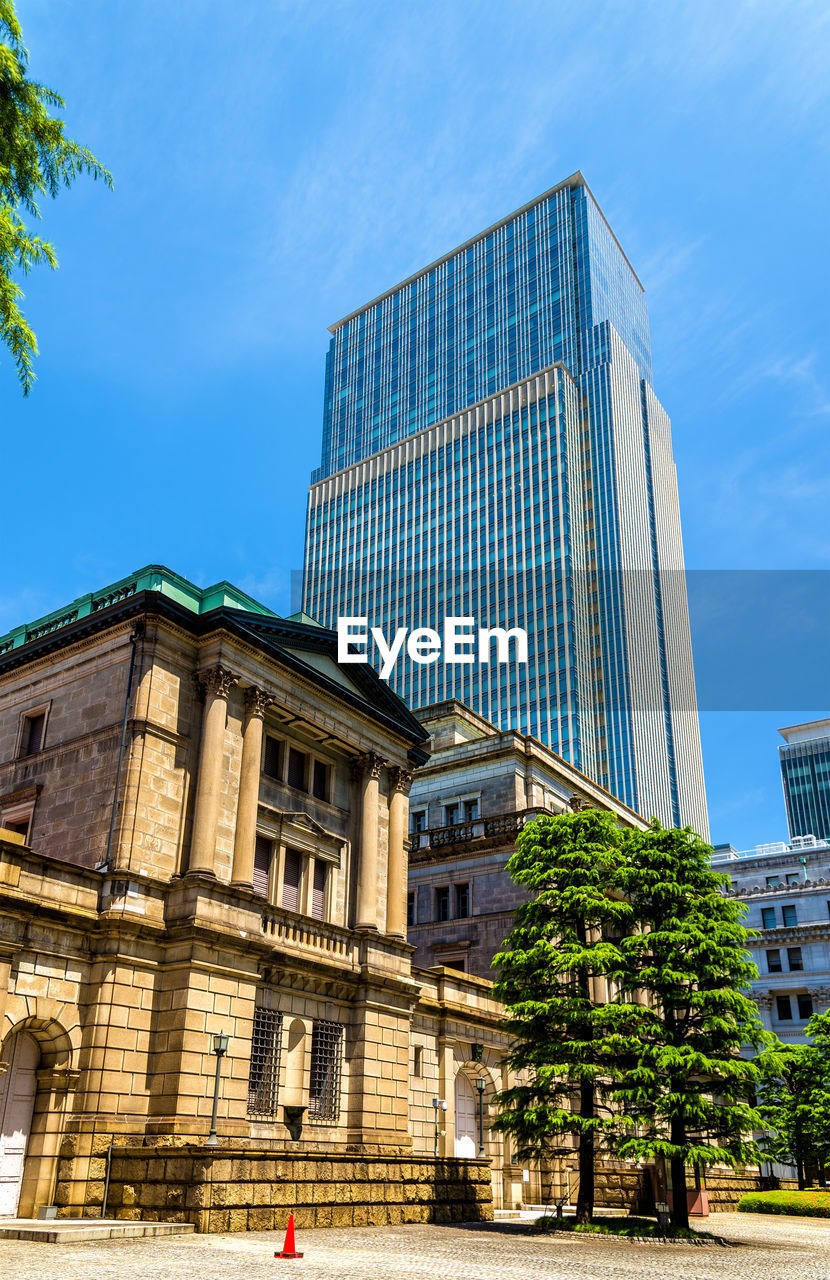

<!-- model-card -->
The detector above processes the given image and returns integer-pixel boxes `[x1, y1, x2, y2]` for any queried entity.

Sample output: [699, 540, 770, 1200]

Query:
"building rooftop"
[328, 171, 644, 333]
[0, 565, 277, 656]
[712, 834, 828, 863]
[778, 718, 830, 746]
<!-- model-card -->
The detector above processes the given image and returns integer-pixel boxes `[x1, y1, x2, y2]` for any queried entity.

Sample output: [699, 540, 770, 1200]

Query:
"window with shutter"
[288, 749, 308, 790]
[311, 859, 327, 921]
[312, 760, 329, 801]
[22, 713, 45, 756]
[253, 836, 272, 896]
[282, 848, 301, 913]
[263, 736, 281, 779]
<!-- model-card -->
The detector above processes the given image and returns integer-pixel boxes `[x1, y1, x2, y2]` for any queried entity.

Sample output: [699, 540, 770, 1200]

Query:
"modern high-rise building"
[303, 172, 708, 834]
[779, 719, 830, 842]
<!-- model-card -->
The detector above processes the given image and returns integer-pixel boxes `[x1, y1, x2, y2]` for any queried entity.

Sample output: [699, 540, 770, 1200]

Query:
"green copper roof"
[0, 565, 278, 656]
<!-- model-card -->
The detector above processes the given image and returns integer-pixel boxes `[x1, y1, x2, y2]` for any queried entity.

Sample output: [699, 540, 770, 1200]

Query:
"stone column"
[189, 665, 238, 877]
[354, 753, 384, 931]
[231, 686, 273, 888]
[386, 767, 412, 938]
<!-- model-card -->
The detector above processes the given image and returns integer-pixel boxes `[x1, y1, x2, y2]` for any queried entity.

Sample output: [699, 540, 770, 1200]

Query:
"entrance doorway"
[454, 1072, 477, 1158]
[0, 1032, 39, 1217]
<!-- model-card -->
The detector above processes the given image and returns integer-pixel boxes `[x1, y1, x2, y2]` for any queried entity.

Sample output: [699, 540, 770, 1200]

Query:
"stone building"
[0, 567, 518, 1227]
[714, 835, 830, 1043]
[406, 702, 649, 977]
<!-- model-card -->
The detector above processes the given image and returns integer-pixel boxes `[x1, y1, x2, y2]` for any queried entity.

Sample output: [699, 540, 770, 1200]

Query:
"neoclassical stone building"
[0, 567, 509, 1227]
[407, 701, 648, 977]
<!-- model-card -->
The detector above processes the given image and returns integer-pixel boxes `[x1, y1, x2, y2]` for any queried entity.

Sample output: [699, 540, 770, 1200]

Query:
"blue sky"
[3, 0, 829, 848]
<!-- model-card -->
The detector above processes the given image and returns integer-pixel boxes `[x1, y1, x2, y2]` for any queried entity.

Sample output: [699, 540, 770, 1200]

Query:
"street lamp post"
[432, 1097, 447, 1158]
[206, 1031, 229, 1147]
[475, 1076, 486, 1157]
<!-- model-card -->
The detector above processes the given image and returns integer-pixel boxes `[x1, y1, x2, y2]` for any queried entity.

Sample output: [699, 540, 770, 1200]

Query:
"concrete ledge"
[0, 1218, 196, 1243]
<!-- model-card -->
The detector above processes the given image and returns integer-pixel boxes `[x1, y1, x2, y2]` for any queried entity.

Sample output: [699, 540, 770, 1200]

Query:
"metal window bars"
[247, 1009, 283, 1118]
[308, 1019, 344, 1123]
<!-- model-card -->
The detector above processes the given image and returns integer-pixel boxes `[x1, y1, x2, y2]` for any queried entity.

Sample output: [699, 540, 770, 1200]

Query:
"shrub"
[738, 1190, 830, 1217]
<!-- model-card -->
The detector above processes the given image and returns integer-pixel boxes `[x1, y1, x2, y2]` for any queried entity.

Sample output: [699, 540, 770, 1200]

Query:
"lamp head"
[212, 1032, 229, 1056]
[475, 1076, 486, 1093]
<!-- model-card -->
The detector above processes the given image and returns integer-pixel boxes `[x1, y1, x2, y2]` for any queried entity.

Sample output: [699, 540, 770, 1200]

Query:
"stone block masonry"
[105, 1147, 494, 1232]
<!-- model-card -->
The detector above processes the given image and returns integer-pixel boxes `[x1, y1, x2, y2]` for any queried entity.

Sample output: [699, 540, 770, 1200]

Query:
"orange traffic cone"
[275, 1212, 303, 1259]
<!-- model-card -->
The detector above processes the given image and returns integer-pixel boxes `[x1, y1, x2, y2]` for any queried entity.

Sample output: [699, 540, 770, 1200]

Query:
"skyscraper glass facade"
[304, 172, 708, 834]
[780, 721, 830, 842]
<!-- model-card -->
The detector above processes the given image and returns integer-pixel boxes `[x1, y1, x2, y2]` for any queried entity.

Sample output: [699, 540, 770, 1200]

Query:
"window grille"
[247, 1009, 283, 1118]
[308, 1019, 343, 1123]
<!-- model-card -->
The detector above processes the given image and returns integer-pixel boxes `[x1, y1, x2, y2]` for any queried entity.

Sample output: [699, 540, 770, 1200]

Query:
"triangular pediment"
[274, 645, 368, 700]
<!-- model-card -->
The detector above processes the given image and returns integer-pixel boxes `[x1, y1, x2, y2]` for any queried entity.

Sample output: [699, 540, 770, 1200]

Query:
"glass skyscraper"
[779, 720, 830, 843]
[303, 172, 708, 834]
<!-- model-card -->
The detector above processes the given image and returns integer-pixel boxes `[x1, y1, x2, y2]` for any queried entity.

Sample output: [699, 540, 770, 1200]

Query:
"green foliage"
[491, 809, 640, 1221]
[613, 821, 765, 1203]
[0, 0, 111, 392]
[737, 1189, 830, 1216]
[534, 1215, 703, 1238]
[756, 1025, 830, 1184]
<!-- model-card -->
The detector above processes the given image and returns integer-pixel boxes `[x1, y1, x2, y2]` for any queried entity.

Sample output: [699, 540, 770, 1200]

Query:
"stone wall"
[105, 1147, 494, 1232]
[592, 1161, 801, 1212]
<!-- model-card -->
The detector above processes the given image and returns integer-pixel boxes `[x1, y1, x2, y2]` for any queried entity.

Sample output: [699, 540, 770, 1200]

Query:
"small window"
[263, 735, 281, 779]
[797, 994, 814, 1021]
[435, 887, 450, 922]
[2, 817, 30, 842]
[282, 848, 301, 913]
[782, 904, 797, 927]
[761, 907, 776, 929]
[407, 891, 415, 927]
[463, 799, 479, 821]
[247, 1009, 283, 1117]
[253, 835, 272, 897]
[776, 995, 793, 1021]
[787, 947, 804, 972]
[21, 713, 45, 757]
[287, 748, 308, 791]
[413, 1045, 423, 1078]
[786, 873, 800, 885]
[411, 810, 427, 834]
[766, 949, 782, 973]
[312, 760, 329, 802]
[311, 859, 327, 921]
[444, 803, 459, 826]
[455, 883, 470, 919]
[444, 955, 466, 973]
[766, 874, 782, 888]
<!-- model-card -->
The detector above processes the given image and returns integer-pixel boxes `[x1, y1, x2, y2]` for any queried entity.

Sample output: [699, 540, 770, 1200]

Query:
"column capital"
[389, 766, 413, 796]
[754, 992, 775, 1010]
[352, 751, 386, 782]
[244, 685, 273, 720]
[197, 664, 239, 699]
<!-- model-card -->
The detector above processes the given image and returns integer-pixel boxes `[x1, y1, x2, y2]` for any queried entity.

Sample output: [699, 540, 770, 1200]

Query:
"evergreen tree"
[614, 821, 765, 1229]
[1, 0, 111, 392]
[756, 1038, 830, 1188]
[492, 809, 637, 1224]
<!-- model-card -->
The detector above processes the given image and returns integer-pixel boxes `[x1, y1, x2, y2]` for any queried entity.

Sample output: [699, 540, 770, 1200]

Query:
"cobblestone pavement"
[2, 1213, 830, 1280]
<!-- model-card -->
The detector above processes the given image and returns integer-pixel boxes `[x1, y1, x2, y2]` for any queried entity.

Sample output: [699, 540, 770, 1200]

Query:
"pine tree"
[614, 821, 765, 1229]
[1, 0, 111, 392]
[491, 809, 637, 1224]
[756, 1038, 830, 1188]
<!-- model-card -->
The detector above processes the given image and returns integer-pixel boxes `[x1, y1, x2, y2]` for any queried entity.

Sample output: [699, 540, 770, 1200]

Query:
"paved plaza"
[1, 1214, 830, 1280]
